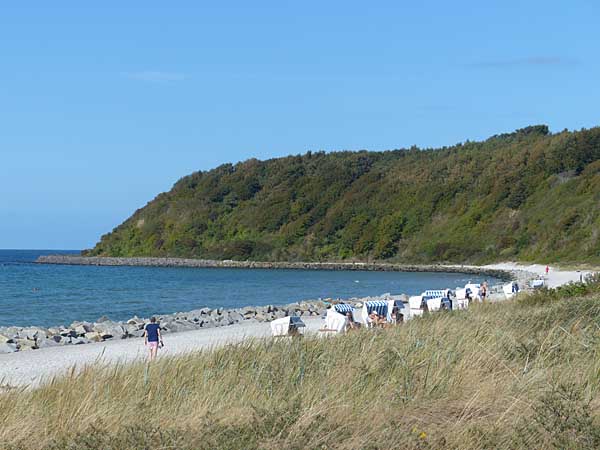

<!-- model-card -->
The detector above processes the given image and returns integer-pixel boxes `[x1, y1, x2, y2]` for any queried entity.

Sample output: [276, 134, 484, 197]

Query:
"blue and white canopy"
[334, 303, 354, 314]
[365, 300, 388, 316]
[423, 289, 447, 299]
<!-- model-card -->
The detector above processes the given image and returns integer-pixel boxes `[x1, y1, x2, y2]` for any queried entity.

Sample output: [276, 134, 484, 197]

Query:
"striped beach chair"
[334, 303, 354, 314]
[423, 289, 448, 298]
[360, 300, 388, 326]
[365, 300, 387, 317]
[422, 289, 452, 311]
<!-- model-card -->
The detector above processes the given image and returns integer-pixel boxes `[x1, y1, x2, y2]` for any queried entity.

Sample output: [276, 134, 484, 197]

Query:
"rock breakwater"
[0, 296, 380, 354]
[36, 255, 511, 279]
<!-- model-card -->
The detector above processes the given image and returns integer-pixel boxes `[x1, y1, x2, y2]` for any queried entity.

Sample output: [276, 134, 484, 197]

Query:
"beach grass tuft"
[3, 283, 600, 449]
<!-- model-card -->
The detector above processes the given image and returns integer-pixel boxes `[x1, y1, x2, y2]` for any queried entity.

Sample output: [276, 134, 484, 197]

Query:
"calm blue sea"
[0, 250, 499, 328]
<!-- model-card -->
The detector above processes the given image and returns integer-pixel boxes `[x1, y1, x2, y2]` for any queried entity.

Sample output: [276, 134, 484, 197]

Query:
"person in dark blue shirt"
[143, 316, 162, 361]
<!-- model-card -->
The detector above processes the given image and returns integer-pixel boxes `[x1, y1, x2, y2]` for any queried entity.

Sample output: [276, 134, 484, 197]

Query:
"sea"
[0, 250, 499, 328]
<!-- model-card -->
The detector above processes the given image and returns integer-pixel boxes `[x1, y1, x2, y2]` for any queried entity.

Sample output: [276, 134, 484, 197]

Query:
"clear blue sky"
[1, 1, 598, 249]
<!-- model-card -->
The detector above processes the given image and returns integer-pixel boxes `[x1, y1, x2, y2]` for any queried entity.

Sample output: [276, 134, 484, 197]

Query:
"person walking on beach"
[480, 281, 488, 302]
[545, 265, 549, 275]
[143, 316, 162, 361]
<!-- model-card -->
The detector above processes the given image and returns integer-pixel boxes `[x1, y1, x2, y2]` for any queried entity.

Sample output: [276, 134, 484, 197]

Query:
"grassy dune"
[3, 282, 600, 449]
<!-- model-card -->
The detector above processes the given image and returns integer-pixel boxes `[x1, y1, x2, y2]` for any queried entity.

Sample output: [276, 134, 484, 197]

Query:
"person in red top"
[545, 265, 549, 275]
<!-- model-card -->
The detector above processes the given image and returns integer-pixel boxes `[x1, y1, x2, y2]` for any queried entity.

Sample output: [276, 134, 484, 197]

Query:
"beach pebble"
[201, 319, 216, 328]
[74, 324, 93, 336]
[93, 322, 126, 339]
[47, 327, 63, 336]
[16, 339, 37, 351]
[0, 334, 15, 344]
[84, 331, 103, 342]
[36, 338, 60, 349]
[20, 327, 49, 340]
[126, 316, 144, 326]
[229, 311, 244, 323]
[0, 342, 18, 353]
[128, 329, 145, 338]
[124, 323, 141, 335]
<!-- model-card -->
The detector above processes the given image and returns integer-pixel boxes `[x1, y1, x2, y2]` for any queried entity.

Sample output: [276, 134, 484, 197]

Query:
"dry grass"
[3, 287, 600, 449]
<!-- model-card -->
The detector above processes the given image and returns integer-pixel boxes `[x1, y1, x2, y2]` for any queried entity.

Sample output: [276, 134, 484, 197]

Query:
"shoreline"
[1, 259, 519, 355]
[1, 262, 596, 388]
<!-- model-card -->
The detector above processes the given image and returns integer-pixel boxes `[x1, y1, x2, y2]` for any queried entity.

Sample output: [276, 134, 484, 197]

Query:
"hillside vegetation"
[87, 125, 600, 263]
[3, 280, 600, 449]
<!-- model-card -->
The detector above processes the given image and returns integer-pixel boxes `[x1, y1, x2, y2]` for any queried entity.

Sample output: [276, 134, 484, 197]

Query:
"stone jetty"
[36, 255, 511, 279]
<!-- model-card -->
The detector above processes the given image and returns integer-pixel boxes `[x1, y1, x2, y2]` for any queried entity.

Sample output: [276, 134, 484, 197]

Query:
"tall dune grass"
[3, 284, 600, 449]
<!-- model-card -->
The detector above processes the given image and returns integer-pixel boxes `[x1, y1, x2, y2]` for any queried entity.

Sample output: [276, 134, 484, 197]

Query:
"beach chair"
[465, 283, 481, 301]
[270, 316, 306, 337]
[337, 303, 363, 325]
[320, 308, 348, 334]
[503, 282, 515, 299]
[425, 296, 443, 312]
[334, 303, 354, 315]
[360, 300, 388, 327]
[503, 281, 521, 299]
[456, 283, 480, 303]
[422, 290, 452, 311]
[531, 279, 545, 289]
[398, 300, 410, 320]
[408, 295, 424, 317]
[423, 289, 448, 299]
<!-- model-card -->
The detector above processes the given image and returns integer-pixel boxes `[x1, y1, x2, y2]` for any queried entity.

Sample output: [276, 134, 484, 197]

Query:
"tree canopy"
[86, 126, 600, 264]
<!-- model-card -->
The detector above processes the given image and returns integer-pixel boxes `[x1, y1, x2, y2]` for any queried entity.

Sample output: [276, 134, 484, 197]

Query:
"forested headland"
[86, 125, 600, 264]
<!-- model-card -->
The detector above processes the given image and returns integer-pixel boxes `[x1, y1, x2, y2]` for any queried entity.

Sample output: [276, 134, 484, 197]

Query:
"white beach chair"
[503, 281, 521, 299]
[387, 300, 409, 323]
[425, 297, 443, 312]
[408, 295, 424, 318]
[271, 317, 290, 336]
[270, 316, 306, 337]
[503, 282, 515, 299]
[322, 309, 348, 334]
[531, 279, 545, 289]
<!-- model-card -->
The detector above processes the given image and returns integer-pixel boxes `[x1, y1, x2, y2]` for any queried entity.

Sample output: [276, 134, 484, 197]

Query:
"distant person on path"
[143, 317, 162, 361]
[480, 281, 488, 302]
[545, 265, 549, 275]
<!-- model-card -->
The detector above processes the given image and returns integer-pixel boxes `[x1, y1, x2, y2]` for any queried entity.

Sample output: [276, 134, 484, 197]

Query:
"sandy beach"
[1, 263, 596, 389]
[482, 262, 593, 288]
[0, 317, 323, 388]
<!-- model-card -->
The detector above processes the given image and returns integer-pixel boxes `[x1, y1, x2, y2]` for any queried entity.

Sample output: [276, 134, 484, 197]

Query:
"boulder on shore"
[16, 339, 37, 351]
[0, 342, 18, 353]
[37, 338, 60, 349]
[0, 334, 15, 344]
[93, 322, 126, 339]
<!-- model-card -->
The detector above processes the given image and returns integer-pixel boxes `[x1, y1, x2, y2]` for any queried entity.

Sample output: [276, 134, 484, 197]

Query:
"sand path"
[482, 262, 593, 288]
[0, 317, 322, 389]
